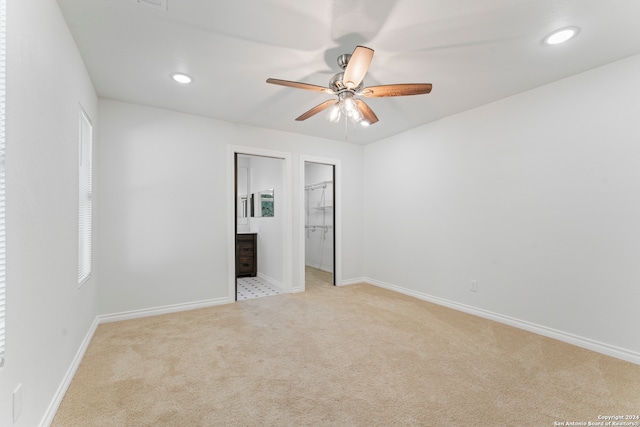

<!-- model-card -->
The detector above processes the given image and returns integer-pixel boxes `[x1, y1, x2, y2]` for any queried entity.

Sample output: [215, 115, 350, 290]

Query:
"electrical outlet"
[13, 383, 23, 423]
[470, 280, 478, 292]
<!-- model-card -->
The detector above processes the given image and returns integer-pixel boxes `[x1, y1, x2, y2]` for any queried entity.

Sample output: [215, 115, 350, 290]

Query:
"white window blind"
[0, 0, 6, 367]
[78, 108, 93, 286]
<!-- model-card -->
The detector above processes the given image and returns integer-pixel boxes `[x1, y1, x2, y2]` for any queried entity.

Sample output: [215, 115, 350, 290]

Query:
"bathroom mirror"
[251, 189, 274, 217]
[238, 196, 249, 218]
[237, 167, 249, 223]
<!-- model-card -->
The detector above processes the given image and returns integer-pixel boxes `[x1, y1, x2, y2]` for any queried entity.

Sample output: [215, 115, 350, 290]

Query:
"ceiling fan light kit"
[266, 45, 432, 128]
[328, 92, 363, 124]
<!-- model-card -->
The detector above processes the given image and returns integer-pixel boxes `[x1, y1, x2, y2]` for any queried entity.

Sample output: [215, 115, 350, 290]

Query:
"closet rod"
[305, 180, 333, 191]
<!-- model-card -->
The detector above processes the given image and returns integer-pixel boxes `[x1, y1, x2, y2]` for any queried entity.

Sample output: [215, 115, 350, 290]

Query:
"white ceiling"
[56, 0, 640, 144]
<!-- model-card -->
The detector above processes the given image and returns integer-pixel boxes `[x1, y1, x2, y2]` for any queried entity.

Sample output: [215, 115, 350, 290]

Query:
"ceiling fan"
[266, 46, 432, 126]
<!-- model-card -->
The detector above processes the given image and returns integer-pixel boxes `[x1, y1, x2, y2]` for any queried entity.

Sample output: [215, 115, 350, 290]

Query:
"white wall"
[97, 100, 230, 314]
[97, 98, 364, 315]
[2, 0, 99, 425]
[364, 53, 640, 363]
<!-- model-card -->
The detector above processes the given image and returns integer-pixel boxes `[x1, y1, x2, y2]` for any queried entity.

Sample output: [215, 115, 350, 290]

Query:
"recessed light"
[544, 27, 579, 45]
[170, 73, 192, 84]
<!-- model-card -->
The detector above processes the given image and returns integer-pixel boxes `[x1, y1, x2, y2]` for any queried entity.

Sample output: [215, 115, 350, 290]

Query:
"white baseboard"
[98, 297, 232, 323]
[365, 277, 640, 366]
[340, 277, 366, 286]
[256, 272, 283, 291]
[39, 317, 100, 427]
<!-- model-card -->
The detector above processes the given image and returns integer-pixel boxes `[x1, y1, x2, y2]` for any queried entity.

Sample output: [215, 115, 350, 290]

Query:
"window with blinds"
[0, 0, 6, 368]
[78, 107, 93, 287]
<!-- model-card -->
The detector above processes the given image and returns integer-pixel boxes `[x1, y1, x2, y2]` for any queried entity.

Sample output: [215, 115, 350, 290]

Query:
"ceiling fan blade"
[359, 83, 432, 98]
[266, 78, 334, 94]
[295, 99, 337, 121]
[355, 100, 379, 125]
[342, 46, 374, 89]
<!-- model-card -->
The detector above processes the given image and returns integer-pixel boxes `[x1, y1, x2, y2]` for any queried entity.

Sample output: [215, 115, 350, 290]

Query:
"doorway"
[304, 162, 335, 288]
[234, 152, 287, 301]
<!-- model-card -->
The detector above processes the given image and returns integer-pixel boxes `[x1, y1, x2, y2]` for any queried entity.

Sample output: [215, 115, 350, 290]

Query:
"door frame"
[299, 155, 342, 290]
[227, 145, 292, 301]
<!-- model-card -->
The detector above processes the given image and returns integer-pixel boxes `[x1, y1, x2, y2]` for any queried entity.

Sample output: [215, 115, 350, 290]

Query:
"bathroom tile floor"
[236, 276, 282, 300]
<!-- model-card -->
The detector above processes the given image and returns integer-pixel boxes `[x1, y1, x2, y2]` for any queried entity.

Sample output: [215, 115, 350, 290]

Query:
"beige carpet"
[52, 270, 640, 426]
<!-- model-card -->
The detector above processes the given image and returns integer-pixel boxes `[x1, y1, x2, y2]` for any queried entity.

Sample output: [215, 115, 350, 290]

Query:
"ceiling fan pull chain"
[344, 114, 348, 141]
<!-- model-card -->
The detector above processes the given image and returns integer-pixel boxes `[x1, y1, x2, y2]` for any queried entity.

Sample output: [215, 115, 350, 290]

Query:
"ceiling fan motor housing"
[337, 53, 351, 70]
[329, 72, 363, 93]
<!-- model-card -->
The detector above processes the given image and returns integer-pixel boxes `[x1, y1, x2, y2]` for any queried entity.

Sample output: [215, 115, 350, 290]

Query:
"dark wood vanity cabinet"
[236, 233, 257, 277]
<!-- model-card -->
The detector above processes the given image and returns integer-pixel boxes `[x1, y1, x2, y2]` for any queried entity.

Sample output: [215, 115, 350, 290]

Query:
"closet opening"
[304, 161, 335, 288]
